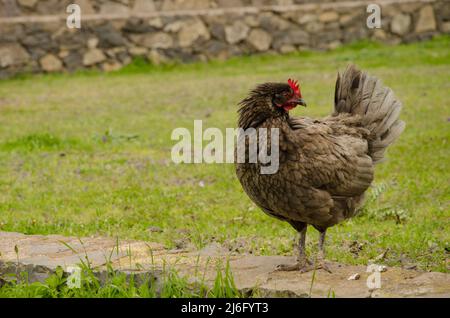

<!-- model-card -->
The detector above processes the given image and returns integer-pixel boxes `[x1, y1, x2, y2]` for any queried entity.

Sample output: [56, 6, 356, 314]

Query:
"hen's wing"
[286, 116, 374, 198]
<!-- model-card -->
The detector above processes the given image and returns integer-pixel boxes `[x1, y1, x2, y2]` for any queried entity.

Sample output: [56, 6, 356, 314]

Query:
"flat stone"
[225, 21, 250, 44]
[0, 44, 30, 68]
[132, 0, 155, 13]
[273, 29, 309, 50]
[0, 232, 449, 298]
[147, 49, 168, 65]
[391, 14, 411, 36]
[279, 44, 296, 54]
[297, 13, 317, 25]
[132, 32, 173, 49]
[129, 46, 148, 56]
[39, 54, 63, 72]
[319, 11, 339, 23]
[87, 37, 99, 49]
[82, 49, 106, 66]
[94, 23, 127, 48]
[415, 5, 436, 33]
[100, 2, 130, 15]
[217, 0, 244, 8]
[102, 61, 122, 72]
[74, 0, 95, 14]
[148, 17, 164, 29]
[247, 28, 272, 51]
[259, 12, 292, 32]
[161, 0, 211, 11]
[17, 0, 38, 8]
[441, 22, 450, 33]
[177, 19, 211, 48]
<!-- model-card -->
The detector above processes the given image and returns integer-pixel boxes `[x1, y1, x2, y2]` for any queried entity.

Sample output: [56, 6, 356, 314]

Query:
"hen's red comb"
[288, 79, 301, 97]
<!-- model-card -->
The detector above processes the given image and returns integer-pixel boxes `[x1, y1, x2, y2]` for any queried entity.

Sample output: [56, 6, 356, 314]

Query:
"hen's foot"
[315, 259, 332, 273]
[274, 259, 313, 272]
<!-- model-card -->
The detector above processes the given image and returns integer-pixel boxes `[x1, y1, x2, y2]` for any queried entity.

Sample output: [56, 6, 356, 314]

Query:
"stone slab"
[0, 232, 448, 298]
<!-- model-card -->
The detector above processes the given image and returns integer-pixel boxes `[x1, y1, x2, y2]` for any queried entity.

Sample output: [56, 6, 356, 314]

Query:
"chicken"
[235, 64, 405, 272]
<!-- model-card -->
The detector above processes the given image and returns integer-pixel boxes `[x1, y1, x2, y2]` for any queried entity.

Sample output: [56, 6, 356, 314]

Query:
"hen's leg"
[275, 223, 313, 272]
[316, 229, 332, 273]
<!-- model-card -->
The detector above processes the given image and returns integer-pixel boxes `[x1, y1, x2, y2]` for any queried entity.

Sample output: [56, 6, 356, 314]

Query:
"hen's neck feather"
[238, 96, 288, 130]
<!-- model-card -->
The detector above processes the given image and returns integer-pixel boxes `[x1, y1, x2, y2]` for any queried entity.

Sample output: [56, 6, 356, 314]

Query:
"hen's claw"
[316, 260, 332, 273]
[274, 258, 332, 273]
[274, 262, 314, 273]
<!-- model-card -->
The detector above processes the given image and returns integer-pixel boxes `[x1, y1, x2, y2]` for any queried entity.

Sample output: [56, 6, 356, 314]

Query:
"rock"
[147, 49, 168, 65]
[275, 0, 293, 4]
[87, 37, 99, 49]
[62, 51, 82, 70]
[164, 20, 185, 33]
[259, 12, 291, 32]
[178, 19, 210, 48]
[373, 29, 388, 40]
[0, 44, 30, 68]
[348, 273, 361, 280]
[339, 14, 354, 26]
[22, 31, 56, 51]
[58, 50, 70, 59]
[39, 54, 63, 72]
[148, 18, 164, 29]
[391, 14, 411, 36]
[247, 29, 272, 51]
[279, 44, 296, 54]
[225, 21, 250, 44]
[319, 11, 339, 23]
[273, 29, 309, 50]
[82, 49, 106, 66]
[161, 0, 211, 11]
[101, 61, 122, 72]
[216, 0, 243, 7]
[203, 40, 230, 60]
[244, 15, 260, 27]
[441, 22, 450, 33]
[209, 22, 226, 41]
[122, 18, 155, 33]
[100, 2, 130, 15]
[306, 21, 324, 33]
[297, 13, 317, 25]
[132, 0, 155, 13]
[415, 5, 436, 33]
[133, 32, 173, 49]
[17, 0, 38, 8]
[327, 40, 341, 50]
[74, 0, 95, 14]
[129, 46, 148, 56]
[94, 23, 127, 48]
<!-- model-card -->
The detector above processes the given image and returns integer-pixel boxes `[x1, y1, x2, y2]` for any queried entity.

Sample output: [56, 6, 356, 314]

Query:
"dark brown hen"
[235, 64, 405, 272]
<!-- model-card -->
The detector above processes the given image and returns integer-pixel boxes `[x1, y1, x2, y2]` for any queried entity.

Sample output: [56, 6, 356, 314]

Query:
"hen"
[235, 64, 405, 272]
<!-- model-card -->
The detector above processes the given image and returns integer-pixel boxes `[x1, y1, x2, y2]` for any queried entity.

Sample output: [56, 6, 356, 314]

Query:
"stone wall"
[0, 0, 449, 77]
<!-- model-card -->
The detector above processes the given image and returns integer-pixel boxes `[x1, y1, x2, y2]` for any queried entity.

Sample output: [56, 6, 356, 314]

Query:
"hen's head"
[238, 79, 306, 128]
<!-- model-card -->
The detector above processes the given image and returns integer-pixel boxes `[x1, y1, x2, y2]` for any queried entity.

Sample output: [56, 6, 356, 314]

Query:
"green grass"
[0, 35, 449, 279]
[0, 259, 241, 298]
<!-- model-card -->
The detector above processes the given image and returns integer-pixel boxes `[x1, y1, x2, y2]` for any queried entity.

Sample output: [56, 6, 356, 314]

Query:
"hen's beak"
[297, 98, 307, 107]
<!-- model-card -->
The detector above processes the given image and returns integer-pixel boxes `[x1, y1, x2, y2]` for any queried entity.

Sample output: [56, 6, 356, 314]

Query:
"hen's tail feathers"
[333, 64, 405, 164]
